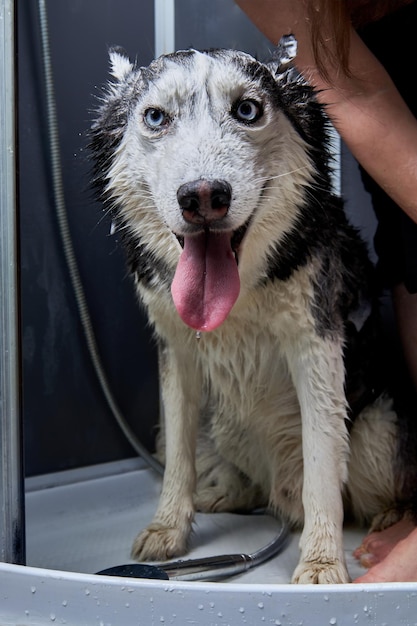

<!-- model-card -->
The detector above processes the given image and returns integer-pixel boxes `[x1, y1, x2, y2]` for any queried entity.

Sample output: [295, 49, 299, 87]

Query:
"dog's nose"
[177, 179, 232, 224]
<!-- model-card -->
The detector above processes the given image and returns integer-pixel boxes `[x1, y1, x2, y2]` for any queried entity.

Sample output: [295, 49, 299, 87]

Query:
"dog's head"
[91, 37, 335, 332]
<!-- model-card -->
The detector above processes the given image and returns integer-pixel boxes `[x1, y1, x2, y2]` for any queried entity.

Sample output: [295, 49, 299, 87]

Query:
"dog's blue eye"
[234, 99, 262, 124]
[143, 108, 169, 130]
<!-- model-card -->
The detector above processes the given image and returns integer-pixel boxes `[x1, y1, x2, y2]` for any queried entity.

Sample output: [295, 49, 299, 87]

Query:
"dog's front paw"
[131, 522, 189, 562]
[292, 559, 350, 584]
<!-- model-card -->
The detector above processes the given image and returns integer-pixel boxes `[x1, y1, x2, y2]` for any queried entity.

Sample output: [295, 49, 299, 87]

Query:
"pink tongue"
[171, 231, 240, 332]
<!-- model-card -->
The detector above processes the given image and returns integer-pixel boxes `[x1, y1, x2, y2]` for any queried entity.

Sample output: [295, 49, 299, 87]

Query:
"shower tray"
[1, 458, 417, 625]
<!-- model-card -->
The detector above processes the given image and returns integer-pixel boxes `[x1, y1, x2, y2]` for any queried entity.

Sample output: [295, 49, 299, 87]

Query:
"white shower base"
[1, 459, 417, 625]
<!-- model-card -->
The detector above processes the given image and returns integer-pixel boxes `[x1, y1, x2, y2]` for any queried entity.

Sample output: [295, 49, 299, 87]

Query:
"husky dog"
[91, 37, 417, 583]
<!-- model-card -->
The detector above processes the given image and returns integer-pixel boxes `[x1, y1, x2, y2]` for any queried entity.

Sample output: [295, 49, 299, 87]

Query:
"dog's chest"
[196, 321, 299, 423]
[194, 322, 303, 497]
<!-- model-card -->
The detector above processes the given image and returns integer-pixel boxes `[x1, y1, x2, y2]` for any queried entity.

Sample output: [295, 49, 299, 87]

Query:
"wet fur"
[91, 38, 414, 583]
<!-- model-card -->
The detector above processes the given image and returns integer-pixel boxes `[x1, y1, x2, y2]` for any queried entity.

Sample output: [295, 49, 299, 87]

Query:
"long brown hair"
[308, 0, 414, 79]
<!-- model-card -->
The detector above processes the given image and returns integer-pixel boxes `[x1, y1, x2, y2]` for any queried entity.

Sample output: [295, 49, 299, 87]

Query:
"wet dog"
[91, 37, 416, 583]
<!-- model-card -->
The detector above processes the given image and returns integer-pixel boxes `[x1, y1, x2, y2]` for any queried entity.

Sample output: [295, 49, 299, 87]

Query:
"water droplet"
[50, 614, 56, 622]
[258, 602, 264, 609]
[85, 588, 91, 596]
[329, 618, 337, 625]
[198, 604, 204, 610]
[30, 586, 36, 594]
[239, 607, 245, 613]
[62, 600, 68, 607]
[196, 331, 201, 341]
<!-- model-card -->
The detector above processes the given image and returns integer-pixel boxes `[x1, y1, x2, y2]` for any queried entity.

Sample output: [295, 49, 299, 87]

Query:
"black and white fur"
[91, 37, 416, 583]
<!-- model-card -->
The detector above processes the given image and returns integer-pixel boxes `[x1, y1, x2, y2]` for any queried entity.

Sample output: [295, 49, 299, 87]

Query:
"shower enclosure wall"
[4, 3, 414, 625]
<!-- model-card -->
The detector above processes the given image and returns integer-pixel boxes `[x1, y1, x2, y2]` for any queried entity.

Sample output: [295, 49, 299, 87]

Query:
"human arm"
[235, 0, 417, 223]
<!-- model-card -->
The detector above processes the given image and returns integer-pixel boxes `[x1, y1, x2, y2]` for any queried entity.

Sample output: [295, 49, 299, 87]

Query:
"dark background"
[18, 0, 159, 476]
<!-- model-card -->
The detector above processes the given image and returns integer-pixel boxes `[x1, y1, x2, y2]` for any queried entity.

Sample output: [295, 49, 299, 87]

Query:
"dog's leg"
[131, 343, 200, 561]
[287, 336, 350, 584]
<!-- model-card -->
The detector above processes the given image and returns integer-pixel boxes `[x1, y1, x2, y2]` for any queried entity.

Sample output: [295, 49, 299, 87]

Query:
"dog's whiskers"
[253, 165, 310, 186]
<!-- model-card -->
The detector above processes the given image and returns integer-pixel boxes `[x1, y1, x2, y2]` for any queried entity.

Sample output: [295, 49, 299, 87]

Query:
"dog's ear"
[267, 34, 298, 75]
[108, 46, 134, 81]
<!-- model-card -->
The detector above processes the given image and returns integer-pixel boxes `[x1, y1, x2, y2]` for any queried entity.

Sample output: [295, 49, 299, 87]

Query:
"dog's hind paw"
[131, 523, 189, 562]
[194, 457, 265, 513]
[369, 505, 414, 534]
[292, 559, 350, 584]
[194, 489, 234, 513]
[195, 484, 264, 513]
